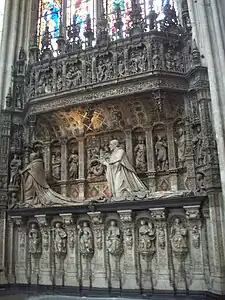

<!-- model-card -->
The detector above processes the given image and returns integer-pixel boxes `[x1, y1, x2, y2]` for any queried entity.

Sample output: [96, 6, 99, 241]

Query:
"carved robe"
[21, 158, 76, 207]
[105, 147, 147, 197]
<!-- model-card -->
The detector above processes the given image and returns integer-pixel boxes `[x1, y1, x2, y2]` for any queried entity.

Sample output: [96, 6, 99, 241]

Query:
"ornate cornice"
[27, 76, 187, 116]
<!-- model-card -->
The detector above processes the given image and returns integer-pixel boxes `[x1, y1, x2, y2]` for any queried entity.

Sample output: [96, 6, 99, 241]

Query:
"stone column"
[43, 141, 51, 180]
[206, 191, 225, 294]
[150, 208, 172, 290]
[0, 209, 6, 284]
[88, 211, 107, 288]
[125, 128, 133, 165]
[183, 118, 196, 191]
[167, 123, 178, 191]
[184, 205, 206, 291]
[60, 137, 68, 196]
[7, 217, 16, 283]
[35, 215, 51, 286]
[11, 216, 27, 284]
[77, 135, 85, 200]
[118, 210, 138, 290]
[145, 126, 156, 192]
[60, 213, 78, 287]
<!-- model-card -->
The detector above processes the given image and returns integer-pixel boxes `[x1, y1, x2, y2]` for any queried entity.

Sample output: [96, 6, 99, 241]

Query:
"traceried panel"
[66, 0, 95, 40]
[38, 0, 62, 52]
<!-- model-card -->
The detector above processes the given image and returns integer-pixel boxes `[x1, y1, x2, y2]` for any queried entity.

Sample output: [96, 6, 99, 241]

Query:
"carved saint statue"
[53, 222, 67, 256]
[170, 218, 188, 254]
[52, 153, 61, 180]
[175, 127, 186, 168]
[138, 220, 156, 254]
[106, 220, 123, 256]
[155, 135, 168, 171]
[134, 136, 147, 173]
[78, 221, 94, 256]
[99, 140, 147, 198]
[20, 151, 77, 207]
[10, 154, 21, 185]
[68, 149, 79, 180]
[192, 125, 205, 166]
[28, 223, 42, 255]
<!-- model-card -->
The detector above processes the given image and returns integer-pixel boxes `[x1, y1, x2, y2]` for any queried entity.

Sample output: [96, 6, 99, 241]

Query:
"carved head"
[109, 140, 119, 151]
[140, 219, 146, 225]
[110, 220, 116, 227]
[31, 223, 37, 229]
[178, 127, 183, 136]
[174, 218, 181, 225]
[83, 221, 88, 227]
[29, 152, 39, 162]
[138, 136, 144, 143]
[55, 222, 61, 228]
[196, 125, 201, 132]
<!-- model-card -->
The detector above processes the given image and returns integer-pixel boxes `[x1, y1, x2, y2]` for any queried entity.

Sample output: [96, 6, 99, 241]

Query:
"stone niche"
[8, 196, 208, 294]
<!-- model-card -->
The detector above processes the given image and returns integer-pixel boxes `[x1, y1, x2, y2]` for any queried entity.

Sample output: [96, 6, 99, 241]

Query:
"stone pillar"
[35, 215, 51, 286]
[43, 141, 51, 180]
[77, 135, 85, 200]
[11, 216, 27, 284]
[88, 211, 107, 288]
[60, 213, 78, 286]
[145, 126, 156, 192]
[7, 217, 16, 283]
[150, 208, 172, 290]
[60, 138, 68, 196]
[184, 118, 196, 191]
[206, 191, 225, 294]
[167, 123, 178, 191]
[184, 205, 206, 291]
[118, 210, 138, 290]
[125, 128, 133, 165]
[0, 209, 6, 284]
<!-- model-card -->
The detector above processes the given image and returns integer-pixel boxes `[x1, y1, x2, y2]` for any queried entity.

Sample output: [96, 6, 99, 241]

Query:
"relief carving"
[192, 125, 206, 166]
[106, 220, 123, 256]
[68, 148, 79, 180]
[174, 125, 186, 169]
[53, 222, 67, 257]
[170, 217, 188, 257]
[78, 221, 94, 257]
[9, 154, 22, 186]
[134, 136, 147, 173]
[138, 219, 156, 257]
[28, 223, 42, 256]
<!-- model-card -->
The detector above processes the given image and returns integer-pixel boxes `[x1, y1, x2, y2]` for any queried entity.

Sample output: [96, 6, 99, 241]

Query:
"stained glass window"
[103, 0, 132, 37]
[38, 0, 62, 51]
[66, 0, 95, 39]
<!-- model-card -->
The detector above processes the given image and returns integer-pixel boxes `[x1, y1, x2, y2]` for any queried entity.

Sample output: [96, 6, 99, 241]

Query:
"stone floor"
[0, 295, 211, 300]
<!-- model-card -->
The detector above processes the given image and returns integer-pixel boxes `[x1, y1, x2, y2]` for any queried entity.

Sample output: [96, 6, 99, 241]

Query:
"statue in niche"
[87, 145, 104, 178]
[129, 52, 138, 74]
[69, 149, 79, 180]
[118, 60, 125, 77]
[175, 127, 186, 168]
[192, 125, 205, 166]
[170, 218, 188, 254]
[9, 154, 21, 185]
[28, 223, 42, 255]
[53, 222, 67, 256]
[74, 66, 82, 86]
[78, 221, 94, 256]
[52, 152, 61, 180]
[155, 135, 168, 171]
[106, 220, 123, 256]
[99, 139, 147, 198]
[192, 225, 200, 248]
[138, 48, 148, 72]
[196, 172, 206, 194]
[97, 59, 106, 82]
[20, 151, 78, 207]
[134, 136, 147, 173]
[105, 58, 114, 80]
[138, 220, 156, 254]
